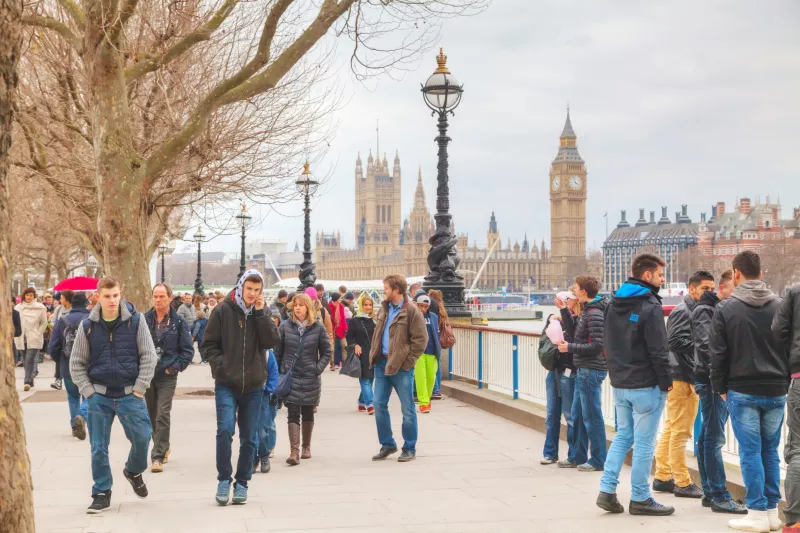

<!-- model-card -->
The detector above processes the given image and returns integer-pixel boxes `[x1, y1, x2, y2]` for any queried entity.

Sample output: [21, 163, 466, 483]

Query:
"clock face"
[551, 176, 561, 191]
[569, 175, 583, 190]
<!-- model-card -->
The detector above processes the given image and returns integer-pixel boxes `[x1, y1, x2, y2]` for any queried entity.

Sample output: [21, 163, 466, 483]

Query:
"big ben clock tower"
[549, 109, 587, 284]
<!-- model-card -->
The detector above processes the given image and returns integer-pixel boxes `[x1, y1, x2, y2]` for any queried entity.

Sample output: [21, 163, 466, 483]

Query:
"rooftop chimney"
[701, 213, 706, 223]
[794, 207, 800, 220]
[740, 197, 751, 215]
[617, 210, 630, 228]
[650, 211, 656, 224]
[635, 208, 648, 227]
[678, 204, 691, 224]
[717, 201, 726, 217]
[710, 204, 718, 223]
[675, 211, 680, 223]
[658, 206, 671, 225]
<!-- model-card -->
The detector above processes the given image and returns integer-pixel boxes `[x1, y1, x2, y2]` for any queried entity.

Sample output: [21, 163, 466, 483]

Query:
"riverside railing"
[448, 323, 787, 468]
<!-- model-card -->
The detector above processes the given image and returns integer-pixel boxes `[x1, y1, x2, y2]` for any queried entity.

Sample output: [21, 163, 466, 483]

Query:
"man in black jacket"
[597, 253, 674, 517]
[691, 270, 745, 514]
[653, 271, 714, 499]
[773, 280, 800, 530]
[556, 275, 608, 472]
[201, 270, 279, 506]
[710, 251, 786, 532]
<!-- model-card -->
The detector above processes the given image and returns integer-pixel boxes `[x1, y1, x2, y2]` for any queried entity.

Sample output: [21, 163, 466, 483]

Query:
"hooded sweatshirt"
[604, 277, 672, 391]
[709, 280, 787, 397]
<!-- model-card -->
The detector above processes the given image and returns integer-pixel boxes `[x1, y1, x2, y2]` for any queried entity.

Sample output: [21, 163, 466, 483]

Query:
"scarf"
[355, 293, 375, 320]
[292, 317, 310, 337]
[329, 301, 347, 338]
[234, 268, 264, 315]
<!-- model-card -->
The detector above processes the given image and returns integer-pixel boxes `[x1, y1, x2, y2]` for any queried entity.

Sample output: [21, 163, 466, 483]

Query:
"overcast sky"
[177, 0, 800, 255]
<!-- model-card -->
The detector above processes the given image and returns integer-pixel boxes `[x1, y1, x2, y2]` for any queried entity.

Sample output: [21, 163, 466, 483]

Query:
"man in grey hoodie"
[709, 251, 788, 532]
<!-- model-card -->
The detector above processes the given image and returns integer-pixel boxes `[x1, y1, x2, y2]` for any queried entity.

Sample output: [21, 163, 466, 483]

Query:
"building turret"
[487, 212, 499, 250]
[521, 233, 530, 253]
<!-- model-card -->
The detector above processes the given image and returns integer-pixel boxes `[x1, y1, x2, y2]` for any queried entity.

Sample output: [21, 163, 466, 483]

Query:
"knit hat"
[304, 287, 318, 300]
[344, 292, 354, 301]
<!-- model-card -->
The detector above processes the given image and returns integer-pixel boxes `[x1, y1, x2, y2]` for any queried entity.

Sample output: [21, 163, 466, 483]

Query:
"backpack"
[439, 317, 456, 349]
[62, 319, 79, 360]
[538, 334, 559, 371]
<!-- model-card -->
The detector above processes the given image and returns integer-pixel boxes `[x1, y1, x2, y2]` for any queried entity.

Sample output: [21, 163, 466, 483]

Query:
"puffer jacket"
[691, 289, 720, 384]
[14, 301, 47, 351]
[773, 284, 800, 376]
[274, 319, 332, 406]
[667, 294, 698, 383]
[177, 302, 197, 329]
[569, 296, 608, 370]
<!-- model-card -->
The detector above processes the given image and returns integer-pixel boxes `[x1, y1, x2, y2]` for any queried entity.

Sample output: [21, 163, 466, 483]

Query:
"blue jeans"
[694, 382, 732, 502]
[727, 390, 786, 511]
[600, 386, 666, 502]
[358, 377, 374, 408]
[87, 393, 152, 496]
[257, 393, 278, 459]
[434, 359, 442, 393]
[64, 377, 88, 429]
[334, 339, 343, 366]
[215, 384, 263, 487]
[543, 370, 576, 460]
[570, 368, 608, 469]
[373, 358, 417, 453]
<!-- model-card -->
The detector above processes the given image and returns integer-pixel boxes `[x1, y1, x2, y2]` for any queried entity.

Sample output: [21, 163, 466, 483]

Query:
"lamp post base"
[422, 279, 471, 318]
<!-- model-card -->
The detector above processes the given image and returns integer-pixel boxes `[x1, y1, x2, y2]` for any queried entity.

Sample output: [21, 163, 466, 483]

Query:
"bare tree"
[760, 236, 800, 294]
[1, 0, 36, 528]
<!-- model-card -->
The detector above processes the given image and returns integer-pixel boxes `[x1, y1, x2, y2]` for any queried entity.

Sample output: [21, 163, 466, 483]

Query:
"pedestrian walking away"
[556, 275, 608, 472]
[346, 293, 377, 414]
[427, 289, 448, 399]
[69, 277, 158, 514]
[597, 254, 674, 517]
[50, 290, 74, 390]
[413, 294, 441, 414]
[200, 269, 279, 506]
[369, 274, 428, 463]
[254, 345, 280, 474]
[48, 291, 90, 440]
[329, 292, 348, 370]
[144, 284, 195, 473]
[653, 271, 714, 500]
[710, 251, 787, 532]
[274, 293, 331, 466]
[192, 310, 209, 363]
[15, 286, 48, 391]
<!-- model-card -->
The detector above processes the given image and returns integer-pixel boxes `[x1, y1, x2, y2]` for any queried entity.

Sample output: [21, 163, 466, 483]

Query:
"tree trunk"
[43, 250, 52, 290]
[0, 0, 36, 527]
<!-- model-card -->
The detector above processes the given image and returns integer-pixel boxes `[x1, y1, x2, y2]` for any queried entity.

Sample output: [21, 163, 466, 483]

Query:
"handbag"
[275, 354, 299, 399]
[439, 317, 456, 349]
[340, 319, 368, 379]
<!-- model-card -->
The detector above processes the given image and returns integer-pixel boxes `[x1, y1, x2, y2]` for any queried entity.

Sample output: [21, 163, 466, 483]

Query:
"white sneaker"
[767, 508, 783, 531]
[729, 510, 770, 532]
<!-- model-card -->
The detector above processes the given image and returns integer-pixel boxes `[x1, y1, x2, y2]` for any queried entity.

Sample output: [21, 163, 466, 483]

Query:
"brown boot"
[301, 421, 314, 459]
[286, 423, 301, 466]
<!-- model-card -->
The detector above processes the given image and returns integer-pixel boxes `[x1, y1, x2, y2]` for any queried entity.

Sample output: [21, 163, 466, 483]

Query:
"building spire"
[560, 106, 576, 139]
[414, 168, 426, 208]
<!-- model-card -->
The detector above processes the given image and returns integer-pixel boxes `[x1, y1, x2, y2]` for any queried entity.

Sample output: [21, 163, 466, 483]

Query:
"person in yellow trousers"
[413, 294, 441, 414]
[652, 271, 716, 498]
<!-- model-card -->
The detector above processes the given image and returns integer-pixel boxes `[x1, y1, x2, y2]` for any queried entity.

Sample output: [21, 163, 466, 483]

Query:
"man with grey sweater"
[70, 277, 158, 514]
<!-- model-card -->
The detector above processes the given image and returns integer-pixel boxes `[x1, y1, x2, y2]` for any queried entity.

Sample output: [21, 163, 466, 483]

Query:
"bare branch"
[57, 0, 85, 27]
[21, 14, 83, 52]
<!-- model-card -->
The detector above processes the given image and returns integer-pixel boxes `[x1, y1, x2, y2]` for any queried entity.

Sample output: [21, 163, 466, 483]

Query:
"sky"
[175, 0, 800, 255]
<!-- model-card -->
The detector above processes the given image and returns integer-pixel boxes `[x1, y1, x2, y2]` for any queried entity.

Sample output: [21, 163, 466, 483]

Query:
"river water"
[486, 305, 560, 334]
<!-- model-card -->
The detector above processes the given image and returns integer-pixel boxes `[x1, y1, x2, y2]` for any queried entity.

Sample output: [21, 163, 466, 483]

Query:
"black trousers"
[286, 403, 314, 424]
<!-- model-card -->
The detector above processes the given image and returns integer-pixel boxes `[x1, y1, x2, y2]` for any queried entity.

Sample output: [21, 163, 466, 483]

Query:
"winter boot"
[301, 421, 314, 459]
[286, 423, 301, 466]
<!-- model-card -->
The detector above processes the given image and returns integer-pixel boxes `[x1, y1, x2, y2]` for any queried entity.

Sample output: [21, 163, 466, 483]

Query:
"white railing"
[448, 324, 787, 469]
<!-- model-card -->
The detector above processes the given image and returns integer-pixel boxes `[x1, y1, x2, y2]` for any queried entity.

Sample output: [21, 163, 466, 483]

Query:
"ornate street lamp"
[158, 238, 168, 283]
[295, 161, 319, 292]
[193, 226, 205, 295]
[236, 202, 252, 282]
[421, 48, 469, 317]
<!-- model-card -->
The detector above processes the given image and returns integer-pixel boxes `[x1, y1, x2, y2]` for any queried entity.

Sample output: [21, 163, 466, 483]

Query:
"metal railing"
[448, 323, 787, 469]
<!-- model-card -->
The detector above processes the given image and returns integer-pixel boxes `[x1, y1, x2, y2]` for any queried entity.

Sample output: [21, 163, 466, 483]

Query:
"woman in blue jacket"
[254, 345, 279, 474]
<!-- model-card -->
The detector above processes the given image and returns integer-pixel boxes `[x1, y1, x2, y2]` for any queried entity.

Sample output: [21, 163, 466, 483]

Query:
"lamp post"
[158, 238, 168, 283]
[421, 48, 469, 317]
[194, 226, 205, 295]
[295, 161, 319, 292]
[236, 202, 252, 282]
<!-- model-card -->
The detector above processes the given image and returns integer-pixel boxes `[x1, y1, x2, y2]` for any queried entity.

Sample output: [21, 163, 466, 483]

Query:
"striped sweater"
[69, 301, 158, 398]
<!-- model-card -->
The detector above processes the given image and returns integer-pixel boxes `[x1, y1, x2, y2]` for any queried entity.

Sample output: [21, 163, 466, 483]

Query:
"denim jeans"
[433, 358, 442, 393]
[570, 368, 608, 469]
[358, 377, 374, 408]
[373, 357, 417, 453]
[334, 339, 343, 366]
[784, 380, 800, 524]
[543, 370, 576, 460]
[64, 376, 87, 429]
[694, 382, 733, 502]
[23, 348, 40, 385]
[727, 390, 786, 511]
[600, 386, 666, 502]
[87, 393, 152, 496]
[257, 393, 278, 459]
[215, 384, 263, 487]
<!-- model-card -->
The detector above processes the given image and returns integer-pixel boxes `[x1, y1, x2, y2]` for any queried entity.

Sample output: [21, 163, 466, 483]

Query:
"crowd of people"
[542, 250, 800, 533]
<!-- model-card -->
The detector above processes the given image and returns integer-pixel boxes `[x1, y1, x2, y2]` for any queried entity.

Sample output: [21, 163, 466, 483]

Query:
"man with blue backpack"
[48, 291, 91, 440]
[254, 345, 280, 474]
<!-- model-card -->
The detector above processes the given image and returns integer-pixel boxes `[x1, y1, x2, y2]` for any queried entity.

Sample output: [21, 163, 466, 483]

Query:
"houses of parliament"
[315, 111, 588, 291]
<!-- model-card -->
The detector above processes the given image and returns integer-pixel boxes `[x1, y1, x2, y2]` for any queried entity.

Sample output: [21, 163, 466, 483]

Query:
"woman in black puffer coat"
[346, 293, 376, 414]
[274, 293, 331, 466]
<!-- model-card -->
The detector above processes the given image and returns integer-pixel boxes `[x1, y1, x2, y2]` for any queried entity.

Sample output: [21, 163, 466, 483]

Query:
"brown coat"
[369, 295, 428, 376]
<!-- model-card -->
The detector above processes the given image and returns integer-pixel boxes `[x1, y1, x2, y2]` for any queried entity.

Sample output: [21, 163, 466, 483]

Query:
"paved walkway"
[21, 360, 732, 533]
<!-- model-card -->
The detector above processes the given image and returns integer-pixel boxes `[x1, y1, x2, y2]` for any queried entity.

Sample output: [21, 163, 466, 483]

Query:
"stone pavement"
[21, 360, 733, 533]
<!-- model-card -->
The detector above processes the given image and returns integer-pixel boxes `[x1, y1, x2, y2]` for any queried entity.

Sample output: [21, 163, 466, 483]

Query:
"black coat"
[12, 308, 21, 338]
[556, 309, 576, 372]
[570, 297, 608, 370]
[691, 289, 720, 384]
[667, 294, 698, 383]
[274, 319, 332, 406]
[346, 316, 376, 379]
[773, 284, 800, 376]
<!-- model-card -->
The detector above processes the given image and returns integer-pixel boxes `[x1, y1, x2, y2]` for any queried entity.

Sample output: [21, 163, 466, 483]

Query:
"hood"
[585, 295, 609, 312]
[66, 306, 90, 317]
[697, 289, 720, 308]
[234, 268, 264, 315]
[612, 278, 660, 314]
[88, 300, 135, 323]
[17, 301, 46, 311]
[730, 280, 777, 308]
[356, 293, 375, 318]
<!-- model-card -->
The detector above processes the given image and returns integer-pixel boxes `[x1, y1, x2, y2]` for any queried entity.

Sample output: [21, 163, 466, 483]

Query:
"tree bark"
[0, 0, 36, 527]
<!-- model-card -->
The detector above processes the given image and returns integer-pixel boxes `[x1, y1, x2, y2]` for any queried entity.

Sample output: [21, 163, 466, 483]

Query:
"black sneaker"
[596, 492, 624, 513]
[123, 469, 148, 498]
[260, 457, 270, 473]
[710, 498, 747, 514]
[372, 447, 398, 461]
[397, 450, 416, 463]
[674, 482, 703, 498]
[51, 378, 62, 390]
[87, 491, 111, 514]
[652, 478, 675, 493]
[629, 498, 675, 516]
[702, 496, 712, 508]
